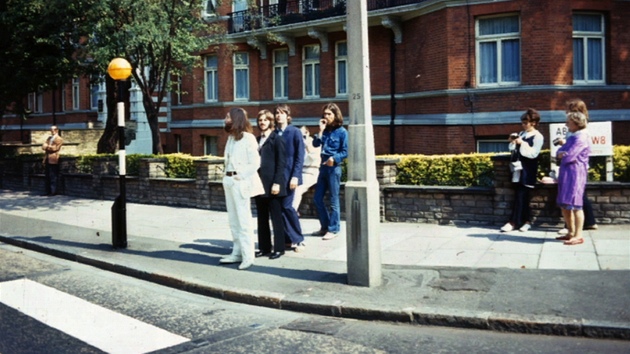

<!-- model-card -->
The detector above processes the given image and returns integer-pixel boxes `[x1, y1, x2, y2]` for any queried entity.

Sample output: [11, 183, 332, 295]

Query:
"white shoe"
[219, 255, 242, 264]
[322, 232, 339, 240]
[293, 242, 306, 253]
[557, 228, 569, 235]
[500, 223, 514, 232]
[519, 223, 531, 232]
[238, 259, 253, 270]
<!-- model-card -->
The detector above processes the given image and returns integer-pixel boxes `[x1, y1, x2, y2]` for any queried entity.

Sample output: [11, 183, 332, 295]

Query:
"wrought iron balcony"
[227, 0, 425, 34]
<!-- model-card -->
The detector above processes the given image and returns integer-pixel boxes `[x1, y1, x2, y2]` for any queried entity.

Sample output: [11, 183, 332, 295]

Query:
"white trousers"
[223, 176, 255, 262]
[292, 171, 319, 211]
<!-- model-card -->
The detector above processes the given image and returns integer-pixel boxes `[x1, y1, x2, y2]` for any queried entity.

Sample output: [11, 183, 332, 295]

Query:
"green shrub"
[164, 153, 196, 178]
[612, 145, 630, 182]
[395, 153, 495, 187]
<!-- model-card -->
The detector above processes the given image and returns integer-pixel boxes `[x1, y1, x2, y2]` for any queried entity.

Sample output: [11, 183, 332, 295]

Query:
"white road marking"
[0, 278, 188, 354]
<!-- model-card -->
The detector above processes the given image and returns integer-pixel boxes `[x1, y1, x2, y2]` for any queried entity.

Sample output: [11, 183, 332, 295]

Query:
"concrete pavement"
[0, 190, 629, 339]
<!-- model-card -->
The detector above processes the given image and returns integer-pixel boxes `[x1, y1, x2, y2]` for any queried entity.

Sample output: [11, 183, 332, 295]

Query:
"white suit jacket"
[224, 132, 265, 198]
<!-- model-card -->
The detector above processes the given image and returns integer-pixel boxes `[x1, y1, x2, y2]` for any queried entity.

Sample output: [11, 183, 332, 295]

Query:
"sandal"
[563, 238, 584, 245]
[555, 235, 572, 241]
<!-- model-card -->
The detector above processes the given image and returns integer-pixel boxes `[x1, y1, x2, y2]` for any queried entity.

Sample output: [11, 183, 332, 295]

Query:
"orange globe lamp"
[107, 58, 132, 80]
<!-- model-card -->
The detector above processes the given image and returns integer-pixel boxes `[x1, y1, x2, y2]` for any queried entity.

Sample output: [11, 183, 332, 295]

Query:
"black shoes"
[255, 250, 271, 258]
[269, 251, 284, 260]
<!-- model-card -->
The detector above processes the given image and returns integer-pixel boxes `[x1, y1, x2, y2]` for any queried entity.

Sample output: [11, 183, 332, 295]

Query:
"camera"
[553, 137, 563, 146]
[509, 133, 518, 140]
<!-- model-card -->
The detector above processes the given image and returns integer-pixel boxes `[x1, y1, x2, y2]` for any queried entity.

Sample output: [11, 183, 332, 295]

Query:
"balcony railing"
[227, 0, 426, 34]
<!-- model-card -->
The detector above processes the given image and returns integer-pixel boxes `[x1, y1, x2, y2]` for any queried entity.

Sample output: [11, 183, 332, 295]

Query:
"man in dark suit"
[254, 110, 287, 259]
[274, 104, 306, 251]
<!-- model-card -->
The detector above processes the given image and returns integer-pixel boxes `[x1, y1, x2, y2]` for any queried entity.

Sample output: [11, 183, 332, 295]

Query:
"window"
[205, 55, 218, 102]
[233, 0, 247, 12]
[573, 13, 605, 84]
[477, 140, 510, 153]
[90, 83, 101, 110]
[173, 75, 182, 105]
[476, 15, 521, 86]
[273, 49, 289, 99]
[204, 136, 218, 156]
[234, 52, 249, 101]
[202, 0, 216, 18]
[72, 78, 80, 110]
[175, 134, 182, 153]
[303, 45, 320, 98]
[27, 91, 43, 113]
[335, 41, 348, 96]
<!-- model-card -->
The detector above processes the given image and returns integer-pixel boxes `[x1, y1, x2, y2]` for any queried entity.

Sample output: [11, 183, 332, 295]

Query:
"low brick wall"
[1, 156, 629, 226]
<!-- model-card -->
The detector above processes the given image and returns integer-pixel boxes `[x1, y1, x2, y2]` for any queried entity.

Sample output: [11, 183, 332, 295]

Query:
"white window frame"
[233, 52, 250, 101]
[273, 49, 289, 100]
[477, 139, 510, 153]
[202, 0, 217, 19]
[27, 91, 43, 113]
[303, 44, 320, 99]
[203, 135, 218, 156]
[90, 82, 102, 110]
[573, 13, 605, 85]
[72, 78, 80, 110]
[205, 55, 218, 102]
[335, 41, 348, 97]
[173, 75, 182, 105]
[475, 14, 521, 87]
[175, 134, 182, 153]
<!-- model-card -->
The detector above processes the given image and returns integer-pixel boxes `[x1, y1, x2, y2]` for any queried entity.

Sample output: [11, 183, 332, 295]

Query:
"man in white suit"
[219, 107, 264, 270]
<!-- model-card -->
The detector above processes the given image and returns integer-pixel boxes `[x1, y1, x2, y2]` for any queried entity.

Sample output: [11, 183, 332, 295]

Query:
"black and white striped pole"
[107, 58, 132, 249]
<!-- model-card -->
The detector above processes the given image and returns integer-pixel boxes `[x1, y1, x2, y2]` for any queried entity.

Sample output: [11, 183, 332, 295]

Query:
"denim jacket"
[312, 126, 348, 165]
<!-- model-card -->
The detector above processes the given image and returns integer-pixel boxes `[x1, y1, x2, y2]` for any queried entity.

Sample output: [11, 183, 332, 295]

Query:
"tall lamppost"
[107, 57, 132, 249]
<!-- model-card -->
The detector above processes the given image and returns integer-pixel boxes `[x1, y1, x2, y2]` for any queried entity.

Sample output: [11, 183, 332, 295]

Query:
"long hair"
[322, 103, 343, 129]
[227, 107, 252, 140]
[566, 98, 589, 120]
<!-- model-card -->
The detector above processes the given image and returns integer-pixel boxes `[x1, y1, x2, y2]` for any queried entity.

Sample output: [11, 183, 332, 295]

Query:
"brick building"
[3, 0, 630, 157]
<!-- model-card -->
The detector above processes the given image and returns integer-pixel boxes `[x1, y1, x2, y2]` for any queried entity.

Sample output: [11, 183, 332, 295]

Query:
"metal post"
[345, 0, 382, 287]
[112, 80, 127, 248]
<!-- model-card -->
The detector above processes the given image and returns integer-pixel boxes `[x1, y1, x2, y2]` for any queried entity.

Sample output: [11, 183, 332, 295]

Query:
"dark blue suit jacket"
[257, 131, 287, 197]
[278, 125, 305, 187]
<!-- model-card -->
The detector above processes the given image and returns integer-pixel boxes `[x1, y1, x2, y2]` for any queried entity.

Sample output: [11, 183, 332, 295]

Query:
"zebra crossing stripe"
[0, 278, 188, 354]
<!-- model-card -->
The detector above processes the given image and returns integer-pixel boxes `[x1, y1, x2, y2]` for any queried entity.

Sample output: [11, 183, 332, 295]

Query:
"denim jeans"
[314, 165, 341, 233]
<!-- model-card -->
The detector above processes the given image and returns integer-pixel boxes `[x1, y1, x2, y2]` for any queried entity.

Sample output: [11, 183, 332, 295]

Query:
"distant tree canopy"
[1, 0, 223, 154]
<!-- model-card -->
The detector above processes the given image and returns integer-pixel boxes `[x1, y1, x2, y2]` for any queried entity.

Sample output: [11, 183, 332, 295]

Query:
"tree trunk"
[97, 76, 120, 154]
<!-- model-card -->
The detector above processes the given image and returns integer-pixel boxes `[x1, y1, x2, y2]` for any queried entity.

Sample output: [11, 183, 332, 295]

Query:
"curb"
[1, 234, 629, 340]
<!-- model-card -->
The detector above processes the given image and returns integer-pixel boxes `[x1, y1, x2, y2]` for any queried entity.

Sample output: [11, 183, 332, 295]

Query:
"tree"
[0, 0, 96, 117]
[88, 0, 222, 154]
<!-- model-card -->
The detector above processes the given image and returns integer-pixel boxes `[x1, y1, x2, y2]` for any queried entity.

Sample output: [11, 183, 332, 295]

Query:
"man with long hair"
[312, 103, 348, 240]
[220, 107, 265, 270]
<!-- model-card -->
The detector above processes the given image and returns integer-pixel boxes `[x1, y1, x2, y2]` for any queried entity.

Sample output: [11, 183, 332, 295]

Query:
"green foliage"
[612, 145, 630, 182]
[0, 0, 101, 113]
[395, 153, 495, 187]
[164, 153, 196, 178]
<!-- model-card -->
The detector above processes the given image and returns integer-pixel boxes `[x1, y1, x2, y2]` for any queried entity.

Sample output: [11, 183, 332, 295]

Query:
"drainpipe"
[389, 32, 396, 154]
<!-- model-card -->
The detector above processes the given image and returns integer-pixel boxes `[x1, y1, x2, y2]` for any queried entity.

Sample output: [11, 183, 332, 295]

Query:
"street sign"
[549, 121, 612, 157]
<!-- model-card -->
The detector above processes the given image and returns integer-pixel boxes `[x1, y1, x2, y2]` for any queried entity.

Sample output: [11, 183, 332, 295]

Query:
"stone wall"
[1, 156, 629, 226]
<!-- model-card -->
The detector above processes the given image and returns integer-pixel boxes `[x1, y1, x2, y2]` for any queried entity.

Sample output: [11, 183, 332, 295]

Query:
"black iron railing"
[227, 0, 425, 34]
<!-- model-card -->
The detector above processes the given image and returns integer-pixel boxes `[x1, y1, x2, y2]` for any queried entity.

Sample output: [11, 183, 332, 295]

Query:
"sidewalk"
[1, 190, 629, 339]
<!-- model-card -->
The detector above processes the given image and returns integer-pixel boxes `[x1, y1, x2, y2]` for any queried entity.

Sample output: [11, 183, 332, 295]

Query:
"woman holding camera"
[500, 108, 544, 232]
[556, 111, 591, 245]
[312, 103, 348, 240]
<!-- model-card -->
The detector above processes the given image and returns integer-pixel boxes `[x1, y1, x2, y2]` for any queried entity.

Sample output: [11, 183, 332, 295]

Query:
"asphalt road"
[1, 243, 629, 354]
